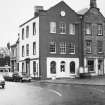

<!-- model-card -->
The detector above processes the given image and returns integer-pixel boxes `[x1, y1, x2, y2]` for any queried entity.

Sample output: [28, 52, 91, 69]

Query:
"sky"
[0, 0, 105, 47]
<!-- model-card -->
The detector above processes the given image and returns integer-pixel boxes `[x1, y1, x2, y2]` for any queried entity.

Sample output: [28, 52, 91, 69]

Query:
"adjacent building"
[18, 0, 105, 79]
[78, 0, 105, 76]
[10, 38, 19, 72]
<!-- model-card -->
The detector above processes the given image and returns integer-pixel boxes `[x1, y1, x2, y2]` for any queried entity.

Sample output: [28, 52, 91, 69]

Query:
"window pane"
[59, 22, 66, 34]
[33, 22, 36, 35]
[50, 61, 56, 74]
[60, 42, 66, 54]
[88, 60, 94, 72]
[97, 24, 103, 35]
[85, 23, 91, 35]
[33, 42, 36, 55]
[22, 63, 24, 73]
[49, 41, 56, 53]
[26, 44, 29, 56]
[69, 24, 75, 35]
[68, 43, 75, 54]
[22, 28, 24, 40]
[50, 22, 56, 33]
[86, 40, 92, 53]
[33, 61, 36, 73]
[97, 40, 103, 53]
[22, 46, 24, 57]
[26, 26, 29, 38]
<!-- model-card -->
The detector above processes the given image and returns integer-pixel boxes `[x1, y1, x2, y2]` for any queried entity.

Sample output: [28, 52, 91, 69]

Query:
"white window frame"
[50, 61, 56, 74]
[49, 40, 56, 54]
[97, 40, 103, 53]
[22, 28, 24, 40]
[22, 46, 24, 57]
[59, 22, 66, 34]
[60, 42, 66, 54]
[50, 22, 56, 33]
[69, 43, 75, 54]
[33, 42, 36, 55]
[33, 22, 36, 35]
[69, 24, 75, 35]
[97, 24, 103, 36]
[26, 44, 29, 56]
[86, 40, 92, 53]
[85, 23, 91, 35]
[26, 26, 29, 38]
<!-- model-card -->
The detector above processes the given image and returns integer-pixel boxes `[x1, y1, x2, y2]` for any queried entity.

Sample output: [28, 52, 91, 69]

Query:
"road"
[0, 81, 105, 105]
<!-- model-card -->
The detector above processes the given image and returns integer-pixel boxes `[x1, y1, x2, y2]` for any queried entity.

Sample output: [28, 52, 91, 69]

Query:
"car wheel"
[20, 79, 22, 82]
[2, 85, 4, 89]
[29, 79, 31, 82]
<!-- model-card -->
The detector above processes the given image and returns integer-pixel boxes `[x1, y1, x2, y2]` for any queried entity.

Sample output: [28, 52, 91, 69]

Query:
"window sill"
[60, 53, 66, 54]
[49, 32, 56, 34]
[88, 71, 95, 73]
[69, 34, 75, 35]
[97, 52, 104, 54]
[59, 33, 66, 34]
[97, 34, 103, 36]
[85, 34, 92, 36]
[69, 53, 75, 55]
[86, 52, 92, 54]
[49, 52, 56, 54]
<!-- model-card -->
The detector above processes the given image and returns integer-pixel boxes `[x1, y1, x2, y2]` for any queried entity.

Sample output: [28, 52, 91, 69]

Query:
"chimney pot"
[90, 0, 97, 8]
[34, 6, 43, 17]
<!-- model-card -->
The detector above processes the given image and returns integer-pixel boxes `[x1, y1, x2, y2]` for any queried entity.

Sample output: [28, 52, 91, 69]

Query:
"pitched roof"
[77, 8, 88, 15]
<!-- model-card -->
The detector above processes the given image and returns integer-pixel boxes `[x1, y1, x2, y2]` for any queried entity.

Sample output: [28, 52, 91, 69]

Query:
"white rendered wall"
[47, 57, 79, 78]
[19, 17, 39, 75]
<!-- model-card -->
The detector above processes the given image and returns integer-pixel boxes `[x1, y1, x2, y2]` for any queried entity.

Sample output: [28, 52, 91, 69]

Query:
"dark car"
[0, 74, 5, 88]
[12, 72, 22, 82]
[4, 72, 13, 81]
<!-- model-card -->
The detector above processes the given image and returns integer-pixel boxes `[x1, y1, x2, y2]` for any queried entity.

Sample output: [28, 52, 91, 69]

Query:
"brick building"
[78, 0, 105, 76]
[18, 0, 105, 79]
[18, 1, 82, 79]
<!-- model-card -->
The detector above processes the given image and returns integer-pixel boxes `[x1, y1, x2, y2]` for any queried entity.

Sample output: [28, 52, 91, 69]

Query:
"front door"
[98, 59, 104, 75]
[26, 62, 30, 76]
[60, 61, 66, 77]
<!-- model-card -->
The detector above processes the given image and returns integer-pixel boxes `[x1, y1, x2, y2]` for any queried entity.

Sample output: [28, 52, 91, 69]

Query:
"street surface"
[0, 81, 105, 105]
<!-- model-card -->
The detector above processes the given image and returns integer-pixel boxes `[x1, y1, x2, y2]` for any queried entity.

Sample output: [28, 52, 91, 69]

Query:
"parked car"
[4, 72, 13, 81]
[0, 74, 5, 88]
[21, 74, 32, 82]
[12, 72, 22, 82]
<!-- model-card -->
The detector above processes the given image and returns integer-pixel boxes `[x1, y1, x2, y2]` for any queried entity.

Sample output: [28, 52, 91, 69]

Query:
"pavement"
[38, 76, 105, 86]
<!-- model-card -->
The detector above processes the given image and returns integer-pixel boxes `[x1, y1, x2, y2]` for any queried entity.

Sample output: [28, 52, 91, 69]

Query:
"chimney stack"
[90, 0, 97, 8]
[34, 6, 43, 17]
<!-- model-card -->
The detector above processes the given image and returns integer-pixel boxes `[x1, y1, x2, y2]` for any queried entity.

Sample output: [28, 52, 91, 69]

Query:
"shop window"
[88, 60, 94, 72]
